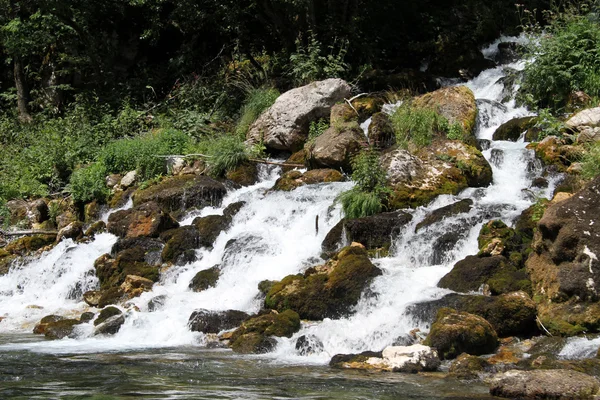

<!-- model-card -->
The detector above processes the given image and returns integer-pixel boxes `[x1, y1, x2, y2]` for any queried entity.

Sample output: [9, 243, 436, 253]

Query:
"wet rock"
[79, 312, 95, 323]
[490, 148, 504, 167]
[147, 295, 167, 312]
[189, 266, 221, 292]
[94, 250, 160, 296]
[111, 237, 164, 260]
[33, 315, 65, 335]
[94, 314, 125, 336]
[192, 215, 229, 248]
[3, 234, 56, 256]
[265, 245, 382, 320]
[226, 162, 259, 187]
[120, 275, 154, 298]
[329, 350, 383, 368]
[160, 226, 200, 264]
[107, 201, 178, 238]
[478, 139, 491, 151]
[449, 353, 490, 380]
[322, 211, 412, 254]
[531, 177, 549, 189]
[415, 199, 473, 232]
[230, 310, 301, 354]
[490, 369, 599, 399]
[492, 116, 537, 141]
[424, 308, 499, 360]
[84, 221, 106, 238]
[94, 306, 122, 326]
[132, 175, 226, 213]
[273, 169, 344, 191]
[368, 112, 396, 150]
[295, 335, 325, 356]
[188, 309, 250, 334]
[330, 345, 440, 373]
[246, 78, 351, 153]
[527, 176, 600, 336]
[44, 319, 81, 339]
[83, 290, 102, 307]
[221, 234, 269, 266]
[56, 221, 84, 242]
[495, 42, 524, 65]
[306, 123, 367, 172]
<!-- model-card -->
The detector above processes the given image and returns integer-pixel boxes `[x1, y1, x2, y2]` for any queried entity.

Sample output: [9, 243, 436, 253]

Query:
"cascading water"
[0, 37, 562, 365]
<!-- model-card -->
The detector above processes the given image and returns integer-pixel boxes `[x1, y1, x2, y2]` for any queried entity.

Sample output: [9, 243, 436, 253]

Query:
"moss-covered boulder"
[322, 211, 412, 254]
[4, 234, 56, 256]
[368, 112, 396, 150]
[272, 169, 344, 191]
[330, 345, 440, 373]
[230, 310, 301, 354]
[132, 174, 227, 213]
[225, 162, 258, 186]
[44, 319, 81, 339]
[424, 308, 499, 360]
[188, 309, 249, 333]
[283, 150, 308, 172]
[265, 245, 382, 320]
[306, 122, 367, 172]
[160, 226, 200, 264]
[94, 306, 122, 326]
[84, 221, 106, 238]
[352, 96, 384, 120]
[192, 215, 229, 248]
[477, 220, 527, 258]
[449, 353, 490, 380]
[413, 86, 478, 137]
[492, 116, 538, 142]
[415, 199, 473, 232]
[527, 176, 600, 336]
[33, 315, 65, 335]
[189, 266, 221, 292]
[107, 201, 178, 238]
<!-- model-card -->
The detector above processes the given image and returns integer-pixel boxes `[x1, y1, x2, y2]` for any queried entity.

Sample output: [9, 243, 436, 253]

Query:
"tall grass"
[235, 87, 280, 136]
[582, 142, 600, 179]
[390, 102, 451, 148]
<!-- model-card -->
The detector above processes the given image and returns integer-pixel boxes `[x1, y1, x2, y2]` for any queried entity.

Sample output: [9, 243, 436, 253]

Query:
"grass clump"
[582, 142, 600, 179]
[68, 163, 110, 204]
[203, 135, 251, 178]
[307, 118, 330, 143]
[337, 149, 390, 219]
[235, 87, 280, 136]
[390, 101, 457, 148]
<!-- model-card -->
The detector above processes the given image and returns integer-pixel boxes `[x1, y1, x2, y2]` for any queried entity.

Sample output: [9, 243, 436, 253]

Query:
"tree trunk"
[13, 56, 32, 123]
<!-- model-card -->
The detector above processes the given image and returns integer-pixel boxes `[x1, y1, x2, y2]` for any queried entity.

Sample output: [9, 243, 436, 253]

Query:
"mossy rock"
[448, 353, 490, 379]
[97, 287, 125, 308]
[94, 306, 122, 326]
[424, 308, 499, 360]
[230, 310, 301, 354]
[282, 150, 308, 172]
[94, 251, 160, 291]
[160, 226, 200, 264]
[230, 332, 278, 354]
[189, 266, 221, 292]
[477, 220, 524, 257]
[33, 315, 65, 335]
[272, 169, 344, 191]
[352, 96, 384, 120]
[192, 215, 229, 248]
[226, 162, 259, 187]
[107, 201, 179, 239]
[265, 246, 382, 320]
[330, 103, 358, 124]
[5, 234, 56, 256]
[367, 112, 396, 150]
[414, 86, 478, 137]
[84, 221, 106, 237]
[0, 253, 16, 276]
[415, 199, 473, 232]
[492, 116, 538, 141]
[329, 351, 384, 368]
[44, 319, 81, 340]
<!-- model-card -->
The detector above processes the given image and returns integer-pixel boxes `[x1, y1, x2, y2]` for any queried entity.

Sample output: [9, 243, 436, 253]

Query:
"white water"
[0, 37, 571, 360]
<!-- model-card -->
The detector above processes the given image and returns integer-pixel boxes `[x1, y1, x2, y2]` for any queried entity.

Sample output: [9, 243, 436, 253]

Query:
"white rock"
[566, 107, 600, 130]
[120, 170, 138, 188]
[367, 344, 440, 372]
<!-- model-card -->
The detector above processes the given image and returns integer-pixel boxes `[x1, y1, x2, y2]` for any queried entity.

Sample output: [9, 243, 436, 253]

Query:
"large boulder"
[229, 310, 301, 354]
[132, 175, 227, 213]
[44, 319, 81, 340]
[423, 308, 499, 360]
[246, 79, 351, 153]
[192, 215, 229, 248]
[527, 176, 600, 336]
[160, 226, 200, 264]
[272, 169, 344, 191]
[306, 123, 367, 171]
[322, 211, 412, 254]
[265, 245, 382, 320]
[490, 370, 599, 399]
[330, 345, 440, 373]
[492, 116, 538, 142]
[410, 292, 538, 338]
[107, 201, 178, 239]
[566, 107, 600, 131]
[415, 199, 473, 232]
[188, 309, 250, 333]
[413, 86, 478, 137]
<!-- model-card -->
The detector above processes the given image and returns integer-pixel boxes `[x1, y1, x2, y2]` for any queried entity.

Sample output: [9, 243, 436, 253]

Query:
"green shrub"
[307, 118, 330, 143]
[68, 163, 110, 204]
[202, 135, 250, 177]
[390, 102, 448, 148]
[338, 189, 383, 219]
[535, 109, 566, 140]
[446, 122, 466, 141]
[289, 32, 349, 85]
[520, 10, 600, 112]
[351, 149, 388, 192]
[582, 142, 600, 179]
[236, 87, 280, 136]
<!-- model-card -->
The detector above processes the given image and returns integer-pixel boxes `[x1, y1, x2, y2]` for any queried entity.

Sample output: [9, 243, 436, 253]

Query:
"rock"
[28, 199, 49, 224]
[477, 220, 527, 258]
[566, 107, 600, 130]
[330, 345, 440, 373]
[106, 174, 122, 188]
[495, 41, 523, 64]
[94, 250, 160, 296]
[107, 201, 178, 238]
[189, 266, 221, 292]
[490, 369, 599, 399]
[84, 221, 106, 237]
[56, 221, 84, 242]
[527, 176, 600, 336]
[322, 211, 412, 254]
[120, 275, 154, 298]
[449, 353, 490, 380]
[44, 319, 81, 339]
[230, 310, 301, 354]
[188, 309, 250, 334]
[160, 226, 200, 264]
[225, 163, 259, 186]
[295, 335, 324, 356]
[147, 295, 167, 312]
[5, 199, 29, 226]
[414, 86, 478, 136]
[33, 315, 65, 335]
[415, 199, 473, 232]
[411, 292, 537, 338]
[424, 308, 499, 360]
[306, 123, 367, 172]
[577, 126, 600, 144]
[132, 175, 226, 213]
[3, 234, 56, 256]
[492, 116, 537, 141]
[272, 169, 344, 191]
[352, 96, 384, 120]
[94, 306, 122, 326]
[192, 215, 229, 248]
[94, 314, 126, 336]
[111, 237, 164, 259]
[265, 246, 382, 320]
[368, 112, 396, 149]
[120, 170, 138, 188]
[246, 78, 351, 153]
[329, 350, 383, 368]
[83, 290, 102, 307]
[79, 312, 95, 323]
[166, 156, 185, 175]
[330, 103, 357, 124]
[283, 150, 308, 172]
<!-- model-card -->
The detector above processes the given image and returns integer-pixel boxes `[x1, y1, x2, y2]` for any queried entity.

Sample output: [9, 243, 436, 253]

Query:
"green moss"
[5, 234, 56, 255]
[541, 317, 586, 337]
[94, 306, 122, 326]
[189, 266, 221, 292]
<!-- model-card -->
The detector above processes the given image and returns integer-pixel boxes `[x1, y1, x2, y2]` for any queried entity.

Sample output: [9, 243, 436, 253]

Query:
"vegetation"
[338, 149, 389, 219]
[68, 163, 109, 204]
[520, 1, 600, 113]
[307, 118, 330, 143]
[235, 87, 280, 136]
[582, 142, 600, 179]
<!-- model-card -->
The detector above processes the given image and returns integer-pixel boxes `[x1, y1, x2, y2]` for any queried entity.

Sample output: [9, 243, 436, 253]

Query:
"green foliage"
[520, 8, 600, 112]
[68, 163, 109, 204]
[194, 135, 250, 178]
[531, 198, 550, 223]
[446, 122, 466, 141]
[534, 109, 566, 140]
[337, 149, 389, 219]
[308, 118, 329, 143]
[390, 102, 450, 148]
[235, 87, 280, 136]
[582, 142, 600, 179]
[0, 197, 9, 228]
[289, 32, 349, 85]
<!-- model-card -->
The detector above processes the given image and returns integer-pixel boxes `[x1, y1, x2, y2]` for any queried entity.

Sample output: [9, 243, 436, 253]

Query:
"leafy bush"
[582, 142, 600, 179]
[535, 109, 566, 140]
[68, 163, 109, 204]
[236, 87, 280, 136]
[338, 190, 383, 219]
[201, 135, 250, 177]
[446, 122, 466, 141]
[307, 118, 330, 143]
[289, 32, 349, 85]
[520, 10, 600, 112]
[390, 102, 449, 148]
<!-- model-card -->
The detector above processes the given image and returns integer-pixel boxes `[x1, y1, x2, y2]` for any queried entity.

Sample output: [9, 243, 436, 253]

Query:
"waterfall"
[0, 36, 560, 359]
